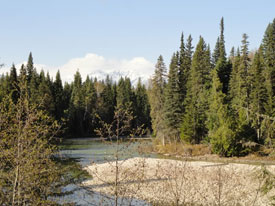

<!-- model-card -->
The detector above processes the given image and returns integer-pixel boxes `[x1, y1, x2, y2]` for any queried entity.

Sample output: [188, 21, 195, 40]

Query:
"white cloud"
[1, 53, 155, 84]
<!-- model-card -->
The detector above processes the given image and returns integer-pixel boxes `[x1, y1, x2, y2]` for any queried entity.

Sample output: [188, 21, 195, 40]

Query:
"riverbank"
[83, 157, 275, 206]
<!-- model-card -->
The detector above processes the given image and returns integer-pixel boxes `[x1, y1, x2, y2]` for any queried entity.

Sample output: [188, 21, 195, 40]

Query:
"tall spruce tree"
[148, 55, 167, 144]
[69, 71, 85, 136]
[82, 76, 97, 135]
[229, 48, 241, 103]
[178, 34, 193, 112]
[230, 34, 257, 148]
[215, 17, 232, 94]
[181, 37, 211, 143]
[250, 47, 267, 143]
[237, 33, 250, 120]
[261, 19, 275, 145]
[212, 37, 220, 65]
[53, 70, 64, 120]
[37, 70, 55, 115]
[135, 78, 151, 132]
[9, 64, 19, 103]
[207, 69, 237, 156]
[101, 75, 116, 124]
[26, 52, 34, 84]
[164, 53, 182, 140]
[262, 18, 275, 118]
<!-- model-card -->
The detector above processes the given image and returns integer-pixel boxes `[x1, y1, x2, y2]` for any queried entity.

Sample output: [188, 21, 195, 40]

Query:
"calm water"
[59, 138, 157, 206]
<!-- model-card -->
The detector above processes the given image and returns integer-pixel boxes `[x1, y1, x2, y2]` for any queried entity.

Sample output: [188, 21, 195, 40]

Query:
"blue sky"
[0, 0, 274, 81]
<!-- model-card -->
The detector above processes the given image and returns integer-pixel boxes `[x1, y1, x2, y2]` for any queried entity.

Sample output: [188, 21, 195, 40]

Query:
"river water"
[59, 138, 158, 206]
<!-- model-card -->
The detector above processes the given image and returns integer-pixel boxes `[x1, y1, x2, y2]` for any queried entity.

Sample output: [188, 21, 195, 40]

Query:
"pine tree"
[69, 71, 85, 136]
[178, 33, 186, 96]
[100, 75, 116, 125]
[178, 34, 193, 113]
[135, 78, 151, 132]
[229, 48, 241, 103]
[26, 52, 34, 83]
[9, 64, 19, 103]
[181, 37, 211, 143]
[116, 77, 133, 109]
[250, 47, 267, 143]
[262, 18, 275, 118]
[37, 70, 55, 115]
[185, 35, 194, 71]
[207, 69, 237, 156]
[82, 76, 97, 135]
[215, 17, 232, 94]
[212, 37, 220, 65]
[19, 64, 26, 82]
[164, 53, 182, 140]
[53, 70, 64, 120]
[237, 33, 250, 120]
[148, 55, 167, 144]
[261, 19, 275, 145]
[230, 34, 257, 149]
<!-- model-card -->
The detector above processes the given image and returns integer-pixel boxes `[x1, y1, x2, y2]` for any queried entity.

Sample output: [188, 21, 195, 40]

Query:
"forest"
[0, 18, 275, 157]
[1, 17, 275, 205]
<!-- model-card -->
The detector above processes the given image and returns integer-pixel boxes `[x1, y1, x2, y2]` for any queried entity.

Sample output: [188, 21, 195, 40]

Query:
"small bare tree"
[84, 104, 147, 206]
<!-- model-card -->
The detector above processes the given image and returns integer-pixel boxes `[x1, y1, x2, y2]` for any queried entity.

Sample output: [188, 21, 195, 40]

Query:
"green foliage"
[0, 77, 62, 205]
[135, 78, 151, 131]
[181, 37, 211, 144]
[148, 55, 167, 143]
[214, 18, 232, 94]
[164, 53, 182, 140]
[1, 18, 275, 158]
[250, 48, 268, 143]
[207, 69, 238, 156]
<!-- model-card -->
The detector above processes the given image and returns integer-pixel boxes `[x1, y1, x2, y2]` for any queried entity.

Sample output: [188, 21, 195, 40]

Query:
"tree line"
[0, 54, 151, 137]
[0, 18, 274, 157]
[149, 18, 275, 156]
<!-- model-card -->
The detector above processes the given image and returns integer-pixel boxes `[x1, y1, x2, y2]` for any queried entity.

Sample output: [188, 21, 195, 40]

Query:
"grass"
[146, 138, 275, 166]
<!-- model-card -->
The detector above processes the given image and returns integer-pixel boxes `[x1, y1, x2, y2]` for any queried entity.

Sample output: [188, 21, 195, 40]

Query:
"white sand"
[83, 157, 275, 205]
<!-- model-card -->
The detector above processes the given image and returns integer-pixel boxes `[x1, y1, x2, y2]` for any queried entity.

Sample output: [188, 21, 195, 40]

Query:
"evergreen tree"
[19, 64, 27, 82]
[100, 75, 116, 125]
[26, 52, 34, 83]
[37, 70, 55, 115]
[82, 76, 97, 135]
[164, 53, 182, 140]
[229, 48, 241, 102]
[215, 17, 232, 94]
[185, 35, 194, 71]
[178, 34, 193, 112]
[53, 70, 64, 120]
[237, 33, 250, 119]
[181, 37, 211, 143]
[116, 77, 133, 109]
[262, 18, 275, 118]
[178, 33, 186, 97]
[230, 34, 257, 148]
[69, 71, 85, 136]
[148, 55, 167, 144]
[135, 78, 151, 132]
[250, 48, 267, 143]
[261, 19, 275, 145]
[207, 69, 238, 156]
[9, 64, 19, 102]
[212, 37, 220, 65]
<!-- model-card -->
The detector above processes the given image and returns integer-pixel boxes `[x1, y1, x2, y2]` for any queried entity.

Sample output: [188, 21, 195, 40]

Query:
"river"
[59, 138, 158, 206]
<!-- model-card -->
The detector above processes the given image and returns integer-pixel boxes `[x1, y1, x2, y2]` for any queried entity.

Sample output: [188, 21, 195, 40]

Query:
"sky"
[0, 0, 274, 82]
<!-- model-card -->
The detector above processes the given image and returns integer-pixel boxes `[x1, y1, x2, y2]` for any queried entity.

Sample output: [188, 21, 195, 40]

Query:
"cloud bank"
[1, 53, 155, 83]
